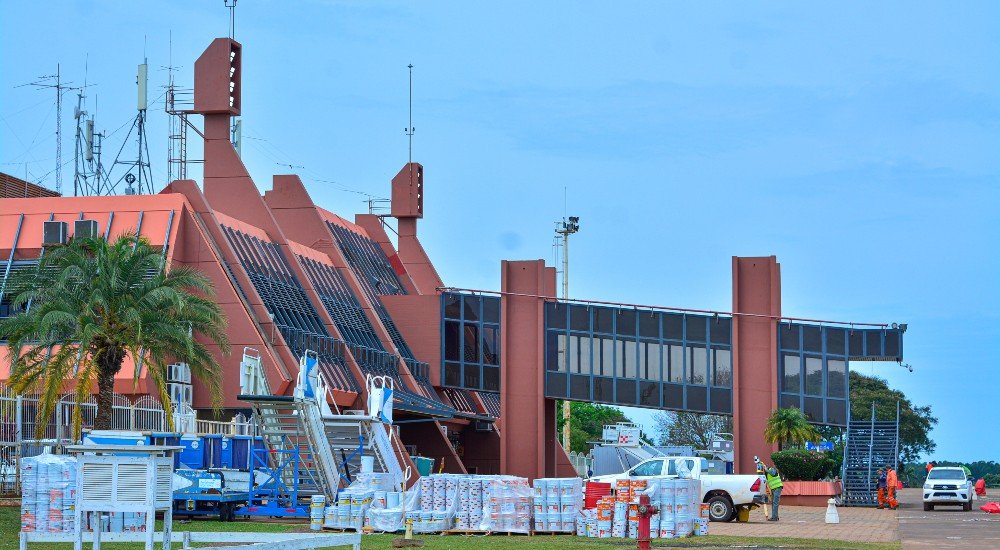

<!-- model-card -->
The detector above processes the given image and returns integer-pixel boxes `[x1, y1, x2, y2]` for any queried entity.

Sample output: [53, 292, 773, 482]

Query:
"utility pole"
[555, 215, 580, 451]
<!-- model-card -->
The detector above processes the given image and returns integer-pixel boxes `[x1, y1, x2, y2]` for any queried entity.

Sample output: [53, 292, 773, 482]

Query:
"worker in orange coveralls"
[885, 465, 899, 510]
[876, 468, 889, 509]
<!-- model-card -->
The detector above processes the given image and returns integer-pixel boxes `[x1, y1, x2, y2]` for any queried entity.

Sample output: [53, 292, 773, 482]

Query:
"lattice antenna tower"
[71, 62, 106, 196]
[164, 31, 199, 184]
[109, 53, 154, 195]
[25, 65, 74, 193]
[225, 0, 241, 155]
[405, 63, 416, 189]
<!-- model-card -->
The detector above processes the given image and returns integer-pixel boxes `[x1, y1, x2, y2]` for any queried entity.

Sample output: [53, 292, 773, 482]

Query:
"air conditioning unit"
[74, 219, 99, 239]
[474, 421, 492, 432]
[42, 221, 68, 246]
[168, 363, 191, 383]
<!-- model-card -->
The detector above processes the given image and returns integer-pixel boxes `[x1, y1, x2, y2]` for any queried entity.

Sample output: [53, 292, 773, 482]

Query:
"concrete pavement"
[896, 487, 1000, 549]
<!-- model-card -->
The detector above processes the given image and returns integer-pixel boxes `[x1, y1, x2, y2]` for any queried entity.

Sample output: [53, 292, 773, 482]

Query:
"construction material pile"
[531, 478, 583, 533]
[325, 473, 398, 530]
[20, 452, 77, 533]
[578, 477, 708, 539]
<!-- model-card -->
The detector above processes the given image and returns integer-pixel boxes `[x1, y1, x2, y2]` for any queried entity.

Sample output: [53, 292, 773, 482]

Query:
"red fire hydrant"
[637, 493, 658, 550]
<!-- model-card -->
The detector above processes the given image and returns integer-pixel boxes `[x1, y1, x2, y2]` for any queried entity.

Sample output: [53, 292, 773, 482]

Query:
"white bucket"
[310, 495, 326, 531]
[360, 456, 375, 473]
[386, 491, 401, 508]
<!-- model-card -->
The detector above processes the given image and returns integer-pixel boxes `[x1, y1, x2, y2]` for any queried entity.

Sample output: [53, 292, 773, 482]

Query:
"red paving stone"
[707, 500, 898, 543]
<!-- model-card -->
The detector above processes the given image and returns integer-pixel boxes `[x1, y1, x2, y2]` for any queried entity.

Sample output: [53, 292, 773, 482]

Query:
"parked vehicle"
[923, 466, 974, 511]
[588, 456, 765, 521]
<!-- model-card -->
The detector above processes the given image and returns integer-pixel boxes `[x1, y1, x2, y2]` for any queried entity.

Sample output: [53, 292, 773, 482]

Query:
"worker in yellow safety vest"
[765, 467, 784, 521]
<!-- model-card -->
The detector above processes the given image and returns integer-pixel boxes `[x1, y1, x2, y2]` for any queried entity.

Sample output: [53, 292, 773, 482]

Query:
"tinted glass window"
[783, 354, 801, 392]
[663, 383, 683, 408]
[686, 385, 707, 411]
[444, 294, 461, 319]
[826, 328, 846, 356]
[710, 317, 732, 345]
[849, 330, 864, 356]
[616, 379, 637, 405]
[803, 397, 823, 422]
[669, 345, 684, 383]
[594, 377, 613, 403]
[638, 312, 660, 338]
[463, 323, 479, 362]
[482, 326, 499, 365]
[663, 313, 683, 340]
[545, 302, 565, 329]
[713, 349, 732, 387]
[640, 381, 659, 407]
[464, 365, 481, 389]
[483, 297, 500, 323]
[594, 307, 614, 334]
[444, 362, 461, 386]
[826, 399, 846, 425]
[545, 372, 567, 397]
[686, 315, 707, 342]
[866, 330, 882, 356]
[780, 324, 800, 350]
[884, 330, 900, 358]
[616, 309, 636, 336]
[570, 374, 590, 400]
[803, 326, 822, 352]
[623, 339, 637, 378]
[462, 295, 480, 321]
[805, 356, 822, 396]
[483, 367, 500, 391]
[570, 305, 590, 331]
[827, 359, 846, 397]
[780, 393, 799, 410]
[689, 346, 707, 385]
[444, 321, 461, 361]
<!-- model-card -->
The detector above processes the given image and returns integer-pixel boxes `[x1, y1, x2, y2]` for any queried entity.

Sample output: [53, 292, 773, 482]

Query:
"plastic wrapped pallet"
[531, 477, 582, 533]
[20, 450, 78, 534]
[478, 475, 531, 533]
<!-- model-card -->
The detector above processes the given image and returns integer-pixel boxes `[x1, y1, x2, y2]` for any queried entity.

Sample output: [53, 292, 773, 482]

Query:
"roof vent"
[42, 221, 68, 246]
[75, 219, 99, 240]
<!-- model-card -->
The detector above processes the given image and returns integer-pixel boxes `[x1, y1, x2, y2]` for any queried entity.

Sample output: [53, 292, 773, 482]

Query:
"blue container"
[179, 434, 205, 469]
[231, 435, 252, 471]
[220, 436, 234, 469]
[202, 434, 224, 469]
[148, 432, 182, 469]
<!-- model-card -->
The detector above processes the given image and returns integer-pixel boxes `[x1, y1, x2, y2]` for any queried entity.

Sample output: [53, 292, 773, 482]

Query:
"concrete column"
[732, 256, 781, 473]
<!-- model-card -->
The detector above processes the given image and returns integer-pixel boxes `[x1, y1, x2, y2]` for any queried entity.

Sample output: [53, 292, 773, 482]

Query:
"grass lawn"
[0, 506, 900, 550]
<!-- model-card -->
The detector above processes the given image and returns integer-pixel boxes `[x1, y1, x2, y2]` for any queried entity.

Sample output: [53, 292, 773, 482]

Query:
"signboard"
[806, 441, 835, 452]
[602, 424, 640, 445]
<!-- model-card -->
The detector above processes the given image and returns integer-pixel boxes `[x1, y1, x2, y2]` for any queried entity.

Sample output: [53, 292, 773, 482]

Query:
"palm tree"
[0, 234, 229, 436]
[765, 407, 820, 449]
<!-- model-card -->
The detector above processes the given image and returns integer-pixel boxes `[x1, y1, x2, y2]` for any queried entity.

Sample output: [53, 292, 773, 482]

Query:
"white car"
[923, 467, 974, 511]
[589, 456, 765, 522]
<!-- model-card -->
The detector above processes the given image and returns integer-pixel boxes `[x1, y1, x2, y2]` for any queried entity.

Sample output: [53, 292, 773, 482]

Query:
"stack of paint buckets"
[530, 478, 582, 532]
[481, 476, 532, 533]
[577, 476, 705, 539]
[453, 477, 485, 530]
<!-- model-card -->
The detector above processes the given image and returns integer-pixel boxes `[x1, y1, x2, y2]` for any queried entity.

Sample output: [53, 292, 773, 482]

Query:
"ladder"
[322, 413, 405, 488]
[841, 401, 901, 506]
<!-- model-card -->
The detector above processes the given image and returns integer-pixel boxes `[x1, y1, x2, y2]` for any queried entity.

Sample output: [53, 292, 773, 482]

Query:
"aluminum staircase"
[841, 401, 901, 507]
[240, 353, 408, 508]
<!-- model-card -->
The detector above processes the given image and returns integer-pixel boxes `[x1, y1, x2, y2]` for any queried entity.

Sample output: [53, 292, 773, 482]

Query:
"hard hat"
[768, 468, 778, 477]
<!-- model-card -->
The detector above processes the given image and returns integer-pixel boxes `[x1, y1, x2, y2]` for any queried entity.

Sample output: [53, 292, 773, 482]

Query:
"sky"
[1, 1, 997, 461]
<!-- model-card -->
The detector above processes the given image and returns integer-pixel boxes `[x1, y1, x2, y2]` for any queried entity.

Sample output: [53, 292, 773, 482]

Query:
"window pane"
[463, 323, 479, 362]
[545, 302, 565, 329]
[688, 346, 707, 384]
[866, 330, 882, 356]
[827, 359, 846, 397]
[482, 325, 499, 365]
[803, 326, 822, 352]
[805, 356, 822, 396]
[444, 294, 461, 319]
[444, 362, 461, 386]
[462, 295, 480, 321]
[780, 324, 800, 350]
[594, 338, 615, 376]
[567, 334, 579, 374]
[637, 342, 648, 380]
[570, 374, 590, 400]
[669, 345, 684, 383]
[826, 328, 846, 356]
[638, 312, 659, 338]
[640, 381, 659, 407]
[483, 297, 500, 323]
[556, 333, 567, 372]
[663, 314, 683, 340]
[803, 397, 823, 422]
[849, 330, 864, 356]
[546, 331, 559, 371]
[570, 305, 590, 331]
[643, 342, 661, 381]
[624, 339, 637, 378]
[685, 316, 707, 342]
[463, 364, 481, 389]
[616, 309, 636, 336]
[594, 307, 613, 334]
[713, 349, 732, 387]
[444, 321, 461, 361]
[783, 354, 801, 393]
[483, 367, 500, 391]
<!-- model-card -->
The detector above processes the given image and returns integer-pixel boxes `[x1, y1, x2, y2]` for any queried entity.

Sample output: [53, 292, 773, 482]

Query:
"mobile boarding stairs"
[236, 350, 410, 517]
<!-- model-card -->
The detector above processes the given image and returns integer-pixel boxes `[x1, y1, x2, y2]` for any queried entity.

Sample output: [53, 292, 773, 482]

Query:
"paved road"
[896, 488, 1000, 548]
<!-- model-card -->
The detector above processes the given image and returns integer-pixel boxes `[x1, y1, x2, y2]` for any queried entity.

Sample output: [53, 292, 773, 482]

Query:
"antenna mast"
[555, 211, 580, 451]
[108, 57, 154, 194]
[27, 65, 72, 193]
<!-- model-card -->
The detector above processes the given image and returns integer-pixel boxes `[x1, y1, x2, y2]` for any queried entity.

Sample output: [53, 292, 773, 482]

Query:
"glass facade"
[544, 302, 732, 414]
[441, 292, 501, 392]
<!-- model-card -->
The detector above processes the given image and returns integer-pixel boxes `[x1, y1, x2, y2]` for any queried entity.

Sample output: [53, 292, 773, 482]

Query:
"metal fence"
[567, 451, 593, 477]
[0, 382, 168, 495]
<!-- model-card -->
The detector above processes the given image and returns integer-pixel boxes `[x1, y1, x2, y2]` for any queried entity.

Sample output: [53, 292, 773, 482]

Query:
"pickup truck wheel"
[707, 495, 734, 522]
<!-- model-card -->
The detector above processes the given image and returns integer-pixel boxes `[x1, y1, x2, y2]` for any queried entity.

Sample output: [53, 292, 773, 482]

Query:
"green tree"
[848, 371, 937, 463]
[1, 234, 230, 436]
[555, 401, 632, 453]
[655, 411, 732, 450]
[765, 407, 820, 449]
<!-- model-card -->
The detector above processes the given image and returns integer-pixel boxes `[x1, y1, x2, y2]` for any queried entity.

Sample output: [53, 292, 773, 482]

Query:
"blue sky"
[2, 1, 997, 461]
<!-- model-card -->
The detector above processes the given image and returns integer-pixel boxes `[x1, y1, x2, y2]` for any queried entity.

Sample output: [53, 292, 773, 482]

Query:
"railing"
[195, 412, 256, 436]
[567, 451, 593, 477]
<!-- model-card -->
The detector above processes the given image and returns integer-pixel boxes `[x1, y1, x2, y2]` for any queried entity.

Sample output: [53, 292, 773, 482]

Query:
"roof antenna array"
[21, 65, 74, 193]
[225, 0, 238, 40]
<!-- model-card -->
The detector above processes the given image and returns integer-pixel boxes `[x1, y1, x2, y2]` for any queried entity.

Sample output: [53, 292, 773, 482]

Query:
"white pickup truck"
[589, 456, 765, 521]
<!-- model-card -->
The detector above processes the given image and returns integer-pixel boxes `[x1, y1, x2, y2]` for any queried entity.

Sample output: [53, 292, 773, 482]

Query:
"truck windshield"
[927, 469, 966, 480]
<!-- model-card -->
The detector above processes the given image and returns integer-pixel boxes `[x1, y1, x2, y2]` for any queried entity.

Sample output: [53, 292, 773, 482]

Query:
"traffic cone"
[825, 498, 840, 524]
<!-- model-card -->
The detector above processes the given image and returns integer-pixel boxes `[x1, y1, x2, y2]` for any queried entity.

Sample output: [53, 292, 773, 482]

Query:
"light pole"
[555, 216, 579, 451]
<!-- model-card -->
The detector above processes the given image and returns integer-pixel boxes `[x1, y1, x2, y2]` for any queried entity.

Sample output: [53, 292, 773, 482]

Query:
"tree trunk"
[93, 346, 126, 431]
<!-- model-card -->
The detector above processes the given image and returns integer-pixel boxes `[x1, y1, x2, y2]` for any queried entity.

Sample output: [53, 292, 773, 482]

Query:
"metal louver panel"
[156, 462, 173, 503]
[80, 463, 113, 503]
[116, 463, 148, 503]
